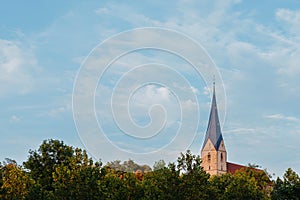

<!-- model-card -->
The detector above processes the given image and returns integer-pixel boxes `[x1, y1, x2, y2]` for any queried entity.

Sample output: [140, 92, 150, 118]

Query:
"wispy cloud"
[276, 8, 300, 35]
[94, 7, 109, 15]
[223, 127, 256, 134]
[0, 39, 38, 96]
[265, 114, 298, 122]
[48, 105, 70, 118]
[9, 115, 21, 123]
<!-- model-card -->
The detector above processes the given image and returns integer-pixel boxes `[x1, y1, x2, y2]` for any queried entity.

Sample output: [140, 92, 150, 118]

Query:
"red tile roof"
[226, 162, 264, 174]
[226, 162, 247, 174]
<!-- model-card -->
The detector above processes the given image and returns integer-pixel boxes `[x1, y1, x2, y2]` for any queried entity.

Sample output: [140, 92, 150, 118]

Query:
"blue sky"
[1, 0, 300, 177]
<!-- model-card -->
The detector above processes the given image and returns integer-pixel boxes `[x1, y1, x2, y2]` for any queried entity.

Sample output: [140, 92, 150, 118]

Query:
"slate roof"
[202, 83, 223, 150]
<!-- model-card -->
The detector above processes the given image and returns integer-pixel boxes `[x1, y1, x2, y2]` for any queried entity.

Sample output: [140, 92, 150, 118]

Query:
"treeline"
[0, 139, 299, 199]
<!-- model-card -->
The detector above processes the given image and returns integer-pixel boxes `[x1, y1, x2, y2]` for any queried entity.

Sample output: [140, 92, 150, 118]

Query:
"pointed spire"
[202, 81, 223, 150]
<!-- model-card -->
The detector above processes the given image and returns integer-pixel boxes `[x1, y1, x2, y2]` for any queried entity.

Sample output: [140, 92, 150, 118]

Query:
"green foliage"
[143, 166, 180, 199]
[177, 150, 211, 200]
[23, 139, 74, 193]
[210, 172, 233, 199]
[106, 159, 151, 173]
[223, 172, 266, 200]
[153, 160, 166, 171]
[271, 168, 300, 200]
[1, 139, 299, 199]
[0, 162, 34, 200]
[23, 139, 104, 199]
[99, 167, 144, 199]
[210, 168, 271, 200]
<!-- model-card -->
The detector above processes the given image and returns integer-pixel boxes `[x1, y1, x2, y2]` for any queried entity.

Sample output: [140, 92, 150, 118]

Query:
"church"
[201, 82, 249, 175]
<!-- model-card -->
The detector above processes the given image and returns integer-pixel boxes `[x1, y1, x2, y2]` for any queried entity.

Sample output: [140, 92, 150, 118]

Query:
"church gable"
[202, 138, 217, 152]
[218, 140, 226, 152]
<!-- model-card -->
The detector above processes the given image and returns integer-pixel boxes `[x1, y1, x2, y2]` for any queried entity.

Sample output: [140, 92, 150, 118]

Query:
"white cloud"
[48, 104, 71, 118]
[72, 56, 86, 64]
[276, 9, 300, 35]
[203, 86, 211, 97]
[190, 86, 198, 94]
[181, 99, 197, 111]
[223, 128, 256, 134]
[9, 115, 21, 123]
[0, 39, 37, 96]
[95, 7, 109, 15]
[265, 114, 298, 122]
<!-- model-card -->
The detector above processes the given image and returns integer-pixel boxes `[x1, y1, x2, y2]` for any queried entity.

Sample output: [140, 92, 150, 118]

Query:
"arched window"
[208, 153, 211, 162]
[220, 153, 223, 161]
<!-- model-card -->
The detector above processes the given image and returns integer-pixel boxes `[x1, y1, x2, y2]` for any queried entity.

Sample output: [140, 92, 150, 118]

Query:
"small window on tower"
[221, 153, 223, 161]
[208, 166, 210, 170]
[208, 153, 211, 161]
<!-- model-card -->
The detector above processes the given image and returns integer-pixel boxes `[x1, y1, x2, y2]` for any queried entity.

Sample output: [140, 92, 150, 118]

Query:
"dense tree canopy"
[0, 139, 299, 199]
[271, 168, 300, 200]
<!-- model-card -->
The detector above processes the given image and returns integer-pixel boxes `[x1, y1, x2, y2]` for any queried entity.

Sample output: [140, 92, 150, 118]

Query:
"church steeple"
[202, 81, 223, 150]
[201, 82, 227, 175]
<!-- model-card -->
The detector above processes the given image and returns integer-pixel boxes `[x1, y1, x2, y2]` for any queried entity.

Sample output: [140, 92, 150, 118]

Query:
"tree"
[210, 173, 231, 199]
[143, 163, 181, 199]
[4, 138, 297, 199]
[51, 148, 104, 199]
[177, 150, 211, 200]
[23, 139, 104, 199]
[0, 162, 34, 199]
[99, 166, 144, 199]
[23, 139, 74, 194]
[0, 161, 2, 195]
[106, 159, 151, 173]
[272, 168, 300, 200]
[153, 160, 166, 171]
[210, 167, 270, 200]
[223, 171, 268, 200]
[106, 160, 125, 172]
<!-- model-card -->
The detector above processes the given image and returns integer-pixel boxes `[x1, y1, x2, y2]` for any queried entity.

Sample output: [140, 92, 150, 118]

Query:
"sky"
[1, 0, 300, 177]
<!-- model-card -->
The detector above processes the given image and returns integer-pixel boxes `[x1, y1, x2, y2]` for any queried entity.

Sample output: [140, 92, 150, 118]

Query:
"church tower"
[201, 82, 227, 175]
